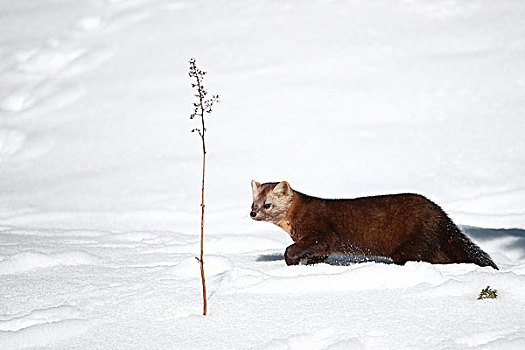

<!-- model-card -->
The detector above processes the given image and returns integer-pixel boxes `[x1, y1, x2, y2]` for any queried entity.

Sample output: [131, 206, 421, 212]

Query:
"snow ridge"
[0, 251, 98, 275]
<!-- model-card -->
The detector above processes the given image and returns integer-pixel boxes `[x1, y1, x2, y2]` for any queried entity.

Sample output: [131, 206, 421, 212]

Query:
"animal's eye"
[264, 204, 271, 209]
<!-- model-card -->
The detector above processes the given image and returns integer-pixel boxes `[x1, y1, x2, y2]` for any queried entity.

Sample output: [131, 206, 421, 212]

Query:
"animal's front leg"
[284, 241, 329, 265]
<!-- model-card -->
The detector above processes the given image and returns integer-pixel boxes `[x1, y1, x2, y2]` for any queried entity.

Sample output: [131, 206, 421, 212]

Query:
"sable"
[250, 181, 498, 269]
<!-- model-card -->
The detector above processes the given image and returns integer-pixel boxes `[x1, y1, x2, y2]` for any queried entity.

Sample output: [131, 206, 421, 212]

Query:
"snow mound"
[169, 254, 233, 280]
[261, 329, 365, 350]
[0, 305, 87, 349]
[206, 235, 287, 254]
[0, 251, 98, 275]
[0, 305, 84, 332]
[242, 262, 447, 293]
[456, 330, 525, 349]
[0, 128, 26, 160]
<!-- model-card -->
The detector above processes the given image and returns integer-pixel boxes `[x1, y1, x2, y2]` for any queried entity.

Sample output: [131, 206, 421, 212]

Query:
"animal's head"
[250, 180, 293, 224]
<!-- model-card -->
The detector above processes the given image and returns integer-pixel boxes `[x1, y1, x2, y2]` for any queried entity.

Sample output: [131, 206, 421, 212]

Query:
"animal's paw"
[284, 244, 304, 265]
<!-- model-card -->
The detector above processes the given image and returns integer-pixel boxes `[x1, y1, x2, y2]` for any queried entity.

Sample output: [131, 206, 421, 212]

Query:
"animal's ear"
[273, 181, 291, 197]
[251, 180, 261, 200]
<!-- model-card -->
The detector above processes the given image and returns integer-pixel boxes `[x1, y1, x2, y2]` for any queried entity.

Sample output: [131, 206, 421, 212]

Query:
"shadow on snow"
[462, 225, 525, 259]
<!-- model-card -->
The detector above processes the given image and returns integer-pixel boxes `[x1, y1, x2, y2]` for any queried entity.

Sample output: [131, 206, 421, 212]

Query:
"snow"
[0, 251, 98, 275]
[0, 0, 524, 349]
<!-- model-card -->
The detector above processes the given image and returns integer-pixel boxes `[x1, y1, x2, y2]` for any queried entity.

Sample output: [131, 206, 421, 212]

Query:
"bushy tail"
[445, 221, 498, 269]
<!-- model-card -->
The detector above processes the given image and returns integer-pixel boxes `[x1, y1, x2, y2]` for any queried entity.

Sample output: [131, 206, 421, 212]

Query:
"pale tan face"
[250, 180, 293, 224]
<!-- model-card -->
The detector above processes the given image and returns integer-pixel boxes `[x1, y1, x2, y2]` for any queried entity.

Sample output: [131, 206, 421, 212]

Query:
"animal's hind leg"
[391, 236, 452, 265]
[390, 251, 409, 265]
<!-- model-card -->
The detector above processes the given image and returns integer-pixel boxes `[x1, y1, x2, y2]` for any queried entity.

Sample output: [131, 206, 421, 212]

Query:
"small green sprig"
[477, 286, 498, 300]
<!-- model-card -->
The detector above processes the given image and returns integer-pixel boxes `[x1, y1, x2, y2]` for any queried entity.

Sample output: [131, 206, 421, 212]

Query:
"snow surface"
[1, 0, 524, 349]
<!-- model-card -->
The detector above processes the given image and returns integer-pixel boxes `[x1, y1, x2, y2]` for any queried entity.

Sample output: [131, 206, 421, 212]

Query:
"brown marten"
[250, 181, 498, 269]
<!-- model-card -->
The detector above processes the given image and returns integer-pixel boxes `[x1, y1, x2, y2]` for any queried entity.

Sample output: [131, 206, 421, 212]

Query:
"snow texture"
[0, 0, 524, 349]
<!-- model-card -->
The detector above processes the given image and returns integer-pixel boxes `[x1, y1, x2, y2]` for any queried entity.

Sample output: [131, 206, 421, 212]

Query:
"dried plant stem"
[189, 58, 219, 316]
[198, 156, 207, 314]
[196, 68, 207, 316]
[198, 109, 207, 316]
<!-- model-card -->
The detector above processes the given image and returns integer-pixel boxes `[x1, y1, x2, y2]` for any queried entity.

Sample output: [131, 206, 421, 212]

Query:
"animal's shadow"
[463, 225, 525, 259]
[256, 252, 392, 266]
[256, 226, 525, 265]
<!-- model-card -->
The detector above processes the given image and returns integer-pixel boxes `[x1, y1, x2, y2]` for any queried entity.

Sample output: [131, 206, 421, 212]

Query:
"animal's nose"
[250, 211, 257, 218]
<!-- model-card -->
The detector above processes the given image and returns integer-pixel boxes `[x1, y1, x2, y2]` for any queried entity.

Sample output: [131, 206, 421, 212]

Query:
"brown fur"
[250, 181, 498, 269]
